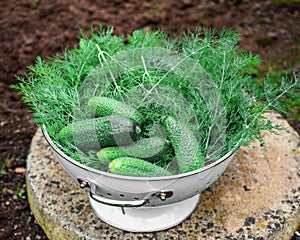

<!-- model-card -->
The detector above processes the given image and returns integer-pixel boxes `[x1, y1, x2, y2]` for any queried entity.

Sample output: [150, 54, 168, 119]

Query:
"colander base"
[88, 194, 200, 232]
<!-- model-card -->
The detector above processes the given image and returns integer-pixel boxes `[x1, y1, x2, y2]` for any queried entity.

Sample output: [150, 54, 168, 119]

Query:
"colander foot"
[88, 194, 200, 232]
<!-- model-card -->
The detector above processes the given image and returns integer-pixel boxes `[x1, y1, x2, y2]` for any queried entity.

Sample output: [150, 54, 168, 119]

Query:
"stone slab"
[26, 112, 300, 239]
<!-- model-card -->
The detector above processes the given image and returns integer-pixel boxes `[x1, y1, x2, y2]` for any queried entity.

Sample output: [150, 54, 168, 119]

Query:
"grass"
[15, 184, 27, 200]
[0, 153, 10, 177]
[271, 0, 300, 7]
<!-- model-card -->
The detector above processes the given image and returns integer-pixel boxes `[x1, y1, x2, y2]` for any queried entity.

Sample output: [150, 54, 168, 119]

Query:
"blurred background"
[0, 0, 299, 239]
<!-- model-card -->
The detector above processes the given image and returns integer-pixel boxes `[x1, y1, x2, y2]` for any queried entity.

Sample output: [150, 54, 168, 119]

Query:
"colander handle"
[88, 183, 149, 207]
[89, 191, 148, 207]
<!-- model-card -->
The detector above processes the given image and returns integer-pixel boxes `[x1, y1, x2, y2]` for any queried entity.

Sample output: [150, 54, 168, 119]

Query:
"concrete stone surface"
[26, 112, 300, 240]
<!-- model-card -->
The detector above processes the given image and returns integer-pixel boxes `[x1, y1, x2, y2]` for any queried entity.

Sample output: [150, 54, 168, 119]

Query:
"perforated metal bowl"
[43, 129, 236, 231]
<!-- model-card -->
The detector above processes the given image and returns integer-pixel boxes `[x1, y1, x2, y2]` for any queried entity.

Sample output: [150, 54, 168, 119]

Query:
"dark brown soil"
[0, 1, 299, 239]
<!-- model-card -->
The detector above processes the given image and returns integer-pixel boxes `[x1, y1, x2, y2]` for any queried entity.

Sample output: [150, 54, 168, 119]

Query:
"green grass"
[271, 0, 300, 7]
[0, 154, 10, 177]
[15, 184, 27, 200]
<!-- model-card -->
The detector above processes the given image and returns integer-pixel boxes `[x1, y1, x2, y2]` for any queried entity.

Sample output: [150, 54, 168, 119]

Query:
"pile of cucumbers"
[58, 96, 204, 177]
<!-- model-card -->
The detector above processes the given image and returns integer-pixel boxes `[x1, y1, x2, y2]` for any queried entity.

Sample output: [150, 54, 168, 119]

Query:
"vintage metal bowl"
[43, 129, 235, 232]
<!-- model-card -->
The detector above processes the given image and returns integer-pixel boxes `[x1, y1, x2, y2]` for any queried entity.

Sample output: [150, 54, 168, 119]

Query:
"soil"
[0, 1, 299, 239]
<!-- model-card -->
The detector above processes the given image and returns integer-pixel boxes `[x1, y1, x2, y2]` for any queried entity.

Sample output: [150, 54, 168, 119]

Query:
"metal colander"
[41, 47, 236, 231]
[43, 129, 236, 232]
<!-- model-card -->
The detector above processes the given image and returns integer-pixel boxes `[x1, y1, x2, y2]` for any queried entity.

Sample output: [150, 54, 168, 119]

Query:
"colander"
[40, 46, 236, 232]
[43, 129, 236, 232]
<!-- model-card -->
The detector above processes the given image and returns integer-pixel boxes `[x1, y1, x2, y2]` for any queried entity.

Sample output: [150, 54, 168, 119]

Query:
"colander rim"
[42, 127, 237, 181]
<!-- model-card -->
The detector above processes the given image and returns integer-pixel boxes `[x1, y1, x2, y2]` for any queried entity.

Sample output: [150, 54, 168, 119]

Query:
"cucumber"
[162, 115, 204, 173]
[87, 96, 143, 125]
[58, 115, 139, 150]
[109, 157, 172, 177]
[97, 137, 168, 163]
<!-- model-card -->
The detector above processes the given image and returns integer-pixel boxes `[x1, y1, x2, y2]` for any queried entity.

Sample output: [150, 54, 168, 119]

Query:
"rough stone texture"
[26, 112, 300, 240]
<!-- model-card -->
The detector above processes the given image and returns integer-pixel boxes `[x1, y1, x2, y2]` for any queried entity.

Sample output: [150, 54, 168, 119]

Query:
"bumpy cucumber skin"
[58, 115, 139, 150]
[109, 157, 172, 177]
[97, 147, 124, 163]
[163, 115, 204, 173]
[88, 96, 143, 125]
[97, 137, 168, 163]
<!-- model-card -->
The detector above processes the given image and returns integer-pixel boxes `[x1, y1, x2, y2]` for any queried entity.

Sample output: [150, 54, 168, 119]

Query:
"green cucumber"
[58, 115, 139, 150]
[109, 157, 172, 177]
[97, 137, 168, 163]
[162, 115, 204, 173]
[87, 96, 143, 125]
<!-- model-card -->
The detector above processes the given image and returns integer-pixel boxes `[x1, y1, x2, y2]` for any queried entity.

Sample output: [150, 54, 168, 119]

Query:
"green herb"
[12, 26, 300, 170]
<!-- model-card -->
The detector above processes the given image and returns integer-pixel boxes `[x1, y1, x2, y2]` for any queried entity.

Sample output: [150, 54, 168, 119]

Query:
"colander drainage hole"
[133, 197, 140, 200]
[106, 193, 112, 196]
[119, 194, 125, 197]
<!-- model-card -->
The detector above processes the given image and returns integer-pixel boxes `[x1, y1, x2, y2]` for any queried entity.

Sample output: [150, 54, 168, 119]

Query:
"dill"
[12, 26, 300, 169]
